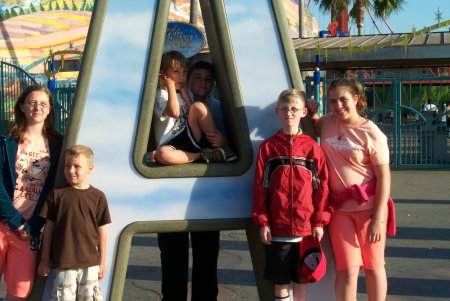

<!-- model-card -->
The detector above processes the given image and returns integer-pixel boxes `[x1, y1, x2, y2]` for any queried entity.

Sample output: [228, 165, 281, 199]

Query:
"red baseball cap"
[298, 235, 327, 283]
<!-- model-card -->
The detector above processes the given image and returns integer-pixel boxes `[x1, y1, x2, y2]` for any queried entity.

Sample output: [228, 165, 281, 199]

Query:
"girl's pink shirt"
[319, 114, 390, 211]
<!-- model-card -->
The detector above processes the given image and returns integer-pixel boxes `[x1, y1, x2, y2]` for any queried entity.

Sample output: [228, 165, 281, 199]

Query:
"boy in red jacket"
[252, 89, 330, 301]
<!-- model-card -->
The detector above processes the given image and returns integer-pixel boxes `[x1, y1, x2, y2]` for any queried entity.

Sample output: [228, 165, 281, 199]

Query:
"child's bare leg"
[188, 102, 217, 142]
[274, 284, 290, 300]
[156, 146, 201, 165]
[335, 266, 359, 301]
[292, 282, 307, 301]
[365, 267, 387, 301]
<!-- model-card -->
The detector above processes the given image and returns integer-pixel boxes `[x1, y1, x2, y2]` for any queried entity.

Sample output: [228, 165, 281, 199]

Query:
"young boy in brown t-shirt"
[38, 145, 111, 300]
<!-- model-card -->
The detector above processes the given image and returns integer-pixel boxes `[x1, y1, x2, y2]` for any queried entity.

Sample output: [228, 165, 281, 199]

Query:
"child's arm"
[306, 99, 322, 137]
[310, 145, 331, 230]
[252, 143, 271, 243]
[17, 221, 31, 240]
[38, 220, 54, 277]
[368, 163, 390, 244]
[311, 146, 328, 242]
[162, 75, 181, 118]
[98, 224, 107, 280]
[180, 83, 192, 107]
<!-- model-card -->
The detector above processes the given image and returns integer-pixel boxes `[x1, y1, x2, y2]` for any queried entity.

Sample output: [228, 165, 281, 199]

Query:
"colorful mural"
[168, 0, 319, 38]
[0, 0, 93, 79]
[283, 0, 319, 38]
[0, 0, 317, 81]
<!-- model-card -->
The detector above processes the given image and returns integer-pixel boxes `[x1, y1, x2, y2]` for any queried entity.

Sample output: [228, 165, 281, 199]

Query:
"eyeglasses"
[278, 106, 302, 113]
[24, 101, 50, 109]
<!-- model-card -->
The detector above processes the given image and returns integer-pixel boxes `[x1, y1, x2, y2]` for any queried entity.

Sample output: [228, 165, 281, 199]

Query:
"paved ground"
[1, 169, 449, 300]
[120, 169, 450, 301]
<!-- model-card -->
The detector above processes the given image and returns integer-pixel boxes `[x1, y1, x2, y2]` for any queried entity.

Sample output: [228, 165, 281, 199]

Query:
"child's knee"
[337, 267, 360, 283]
[155, 147, 177, 165]
[190, 102, 209, 117]
[274, 284, 290, 299]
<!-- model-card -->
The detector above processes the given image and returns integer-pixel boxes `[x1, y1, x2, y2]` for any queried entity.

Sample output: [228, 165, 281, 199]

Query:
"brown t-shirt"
[40, 185, 111, 269]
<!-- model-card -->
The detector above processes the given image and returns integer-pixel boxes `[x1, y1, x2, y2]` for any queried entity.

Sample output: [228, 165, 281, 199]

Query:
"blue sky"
[78, 0, 288, 221]
[308, 0, 450, 35]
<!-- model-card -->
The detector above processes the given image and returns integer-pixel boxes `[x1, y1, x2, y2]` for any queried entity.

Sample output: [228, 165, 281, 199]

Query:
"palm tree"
[313, 0, 405, 36]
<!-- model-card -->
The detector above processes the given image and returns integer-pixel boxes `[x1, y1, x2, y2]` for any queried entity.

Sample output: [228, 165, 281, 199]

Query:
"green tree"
[80, 0, 86, 11]
[2, 9, 10, 20]
[71, 0, 77, 10]
[18, 6, 25, 15]
[28, 3, 37, 13]
[63, 0, 69, 10]
[10, 7, 17, 17]
[39, 3, 45, 11]
[313, 0, 405, 36]
[87, 1, 94, 11]
[54, 1, 61, 10]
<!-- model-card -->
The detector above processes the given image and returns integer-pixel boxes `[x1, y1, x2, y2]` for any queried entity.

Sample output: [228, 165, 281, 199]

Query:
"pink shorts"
[328, 209, 387, 271]
[0, 221, 39, 298]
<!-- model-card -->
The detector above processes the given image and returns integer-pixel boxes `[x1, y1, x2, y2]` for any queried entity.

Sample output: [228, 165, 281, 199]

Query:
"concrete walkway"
[121, 169, 450, 301]
[0, 170, 449, 300]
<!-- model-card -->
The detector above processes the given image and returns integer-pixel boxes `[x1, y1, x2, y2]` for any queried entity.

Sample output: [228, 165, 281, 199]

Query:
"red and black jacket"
[252, 131, 330, 237]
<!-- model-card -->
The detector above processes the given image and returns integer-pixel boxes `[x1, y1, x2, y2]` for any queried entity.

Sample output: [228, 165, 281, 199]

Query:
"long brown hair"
[8, 84, 62, 143]
[327, 78, 367, 114]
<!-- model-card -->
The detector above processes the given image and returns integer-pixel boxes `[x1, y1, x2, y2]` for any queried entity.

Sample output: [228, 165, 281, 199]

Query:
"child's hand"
[180, 85, 190, 103]
[17, 223, 32, 241]
[312, 226, 324, 241]
[260, 225, 272, 245]
[307, 99, 319, 114]
[162, 74, 176, 91]
[99, 263, 106, 280]
[206, 130, 228, 148]
[368, 219, 384, 244]
[38, 260, 50, 277]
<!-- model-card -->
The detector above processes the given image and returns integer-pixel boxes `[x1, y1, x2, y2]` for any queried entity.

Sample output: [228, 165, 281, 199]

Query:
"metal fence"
[2, 61, 449, 168]
[305, 76, 450, 168]
[0, 61, 74, 134]
[0, 61, 37, 130]
[53, 84, 75, 134]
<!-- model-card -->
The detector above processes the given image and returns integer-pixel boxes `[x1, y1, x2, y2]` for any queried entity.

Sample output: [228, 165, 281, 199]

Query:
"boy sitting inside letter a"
[38, 145, 111, 300]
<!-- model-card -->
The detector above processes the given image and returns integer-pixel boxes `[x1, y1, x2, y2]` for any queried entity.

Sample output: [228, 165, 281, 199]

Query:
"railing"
[305, 76, 450, 168]
[53, 85, 75, 134]
[0, 61, 37, 130]
[2, 62, 449, 167]
[0, 61, 75, 134]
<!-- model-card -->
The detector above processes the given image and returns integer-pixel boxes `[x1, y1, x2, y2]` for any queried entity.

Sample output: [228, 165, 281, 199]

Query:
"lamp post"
[298, 0, 305, 38]
[190, 0, 199, 25]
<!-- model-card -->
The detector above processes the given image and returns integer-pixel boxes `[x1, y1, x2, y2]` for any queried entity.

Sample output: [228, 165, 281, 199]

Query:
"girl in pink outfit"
[309, 78, 392, 301]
